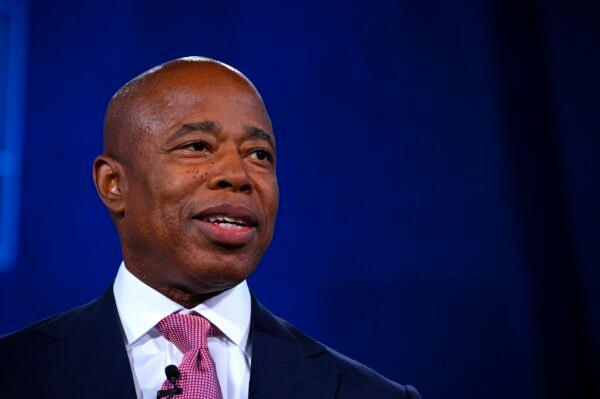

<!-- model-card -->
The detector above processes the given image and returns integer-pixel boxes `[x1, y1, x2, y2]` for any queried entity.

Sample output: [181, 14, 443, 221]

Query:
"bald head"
[103, 57, 269, 165]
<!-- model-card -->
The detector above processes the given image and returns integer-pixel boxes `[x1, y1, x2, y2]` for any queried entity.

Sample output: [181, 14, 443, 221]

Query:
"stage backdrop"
[0, 1, 598, 398]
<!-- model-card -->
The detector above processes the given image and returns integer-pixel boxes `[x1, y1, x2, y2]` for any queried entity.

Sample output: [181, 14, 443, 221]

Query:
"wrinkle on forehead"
[103, 57, 268, 165]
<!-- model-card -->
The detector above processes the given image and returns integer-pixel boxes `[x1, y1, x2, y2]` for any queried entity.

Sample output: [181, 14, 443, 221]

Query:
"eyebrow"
[164, 121, 219, 146]
[176, 121, 220, 136]
[245, 126, 276, 150]
[170, 120, 275, 149]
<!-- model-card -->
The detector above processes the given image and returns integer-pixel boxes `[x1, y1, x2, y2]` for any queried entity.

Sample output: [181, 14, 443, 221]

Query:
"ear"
[93, 155, 127, 217]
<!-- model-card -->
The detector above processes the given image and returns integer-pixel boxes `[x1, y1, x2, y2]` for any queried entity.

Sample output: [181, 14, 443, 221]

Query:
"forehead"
[138, 66, 272, 137]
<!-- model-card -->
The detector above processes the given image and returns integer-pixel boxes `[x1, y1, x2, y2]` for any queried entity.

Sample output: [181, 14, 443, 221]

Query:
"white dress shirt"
[113, 262, 252, 399]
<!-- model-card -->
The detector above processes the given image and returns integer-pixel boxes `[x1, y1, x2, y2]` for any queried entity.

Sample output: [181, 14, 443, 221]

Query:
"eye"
[183, 141, 208, 152]
[250, 149, 273, 162]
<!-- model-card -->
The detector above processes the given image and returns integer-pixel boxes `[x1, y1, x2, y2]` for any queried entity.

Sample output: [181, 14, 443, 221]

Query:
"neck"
[155, 282, 223, 309]
[123, 262, 226, 309]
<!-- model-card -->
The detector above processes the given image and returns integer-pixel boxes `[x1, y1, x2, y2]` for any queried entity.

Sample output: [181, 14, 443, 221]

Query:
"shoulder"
[0, 290, 111, 369]
[0, 300, 96, 393]
[278, 316, 421, 398]
[322, 345, 422, 398]
[0, 297, 97, 356]
[252, 298, 421, 398]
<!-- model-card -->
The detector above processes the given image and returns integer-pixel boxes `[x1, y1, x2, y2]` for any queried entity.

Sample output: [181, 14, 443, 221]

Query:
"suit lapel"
[30, 286, 136, 399]
[249, 295, 340, 399]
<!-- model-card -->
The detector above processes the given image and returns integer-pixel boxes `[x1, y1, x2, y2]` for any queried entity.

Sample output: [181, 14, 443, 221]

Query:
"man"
[0, 57, 421, 399]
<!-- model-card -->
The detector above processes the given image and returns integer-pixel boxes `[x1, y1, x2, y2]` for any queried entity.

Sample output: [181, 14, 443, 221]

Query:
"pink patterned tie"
[156, 313, 223, 399]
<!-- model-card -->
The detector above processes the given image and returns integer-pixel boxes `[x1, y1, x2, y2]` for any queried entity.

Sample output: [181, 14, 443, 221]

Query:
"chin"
[168, 231, 268, 292]
[180, 255, 258, 292]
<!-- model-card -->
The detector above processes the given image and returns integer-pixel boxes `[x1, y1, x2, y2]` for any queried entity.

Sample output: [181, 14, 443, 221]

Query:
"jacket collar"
[113, 262, 252, 356]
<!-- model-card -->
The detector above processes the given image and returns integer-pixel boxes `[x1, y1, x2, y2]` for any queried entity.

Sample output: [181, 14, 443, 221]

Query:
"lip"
[193, 204, 259, 247]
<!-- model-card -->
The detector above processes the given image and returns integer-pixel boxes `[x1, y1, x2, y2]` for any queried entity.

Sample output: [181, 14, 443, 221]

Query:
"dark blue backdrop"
[1, 1, 599, 398]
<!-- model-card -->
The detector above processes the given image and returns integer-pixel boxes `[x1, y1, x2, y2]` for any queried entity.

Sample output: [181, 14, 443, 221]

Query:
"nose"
[207, 147, 253, 194]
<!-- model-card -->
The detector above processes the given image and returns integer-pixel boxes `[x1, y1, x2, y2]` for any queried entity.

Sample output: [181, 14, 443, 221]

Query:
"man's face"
[119, 66, 278, 295]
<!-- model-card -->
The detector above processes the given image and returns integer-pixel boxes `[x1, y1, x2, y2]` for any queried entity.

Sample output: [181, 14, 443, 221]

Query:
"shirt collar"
[113, 261, 251, 355]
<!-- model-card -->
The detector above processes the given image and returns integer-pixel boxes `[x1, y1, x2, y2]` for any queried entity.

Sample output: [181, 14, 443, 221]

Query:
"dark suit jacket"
[0, 286, 421, 398]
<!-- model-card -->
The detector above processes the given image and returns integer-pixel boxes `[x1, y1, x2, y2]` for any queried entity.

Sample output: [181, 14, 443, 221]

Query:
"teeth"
[218, 222, 244, 229]
[204, 214, 247, 226]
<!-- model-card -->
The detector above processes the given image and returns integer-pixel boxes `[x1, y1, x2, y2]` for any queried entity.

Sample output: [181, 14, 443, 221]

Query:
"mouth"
[192, 204, 259, 247]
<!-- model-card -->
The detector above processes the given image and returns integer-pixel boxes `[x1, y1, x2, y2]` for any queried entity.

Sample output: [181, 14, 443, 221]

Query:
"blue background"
[1, 1, 599, 398]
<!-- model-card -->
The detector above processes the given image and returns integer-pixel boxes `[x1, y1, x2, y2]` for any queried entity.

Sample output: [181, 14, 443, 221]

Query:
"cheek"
[268, 175, 280, 209]
[256, 175, 279, 229]
[155, 164, 207, 195]
[142, 167, 207, 226]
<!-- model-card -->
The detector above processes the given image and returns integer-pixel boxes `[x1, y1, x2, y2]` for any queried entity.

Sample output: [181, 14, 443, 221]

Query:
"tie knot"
[155, 313, 221, 354]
